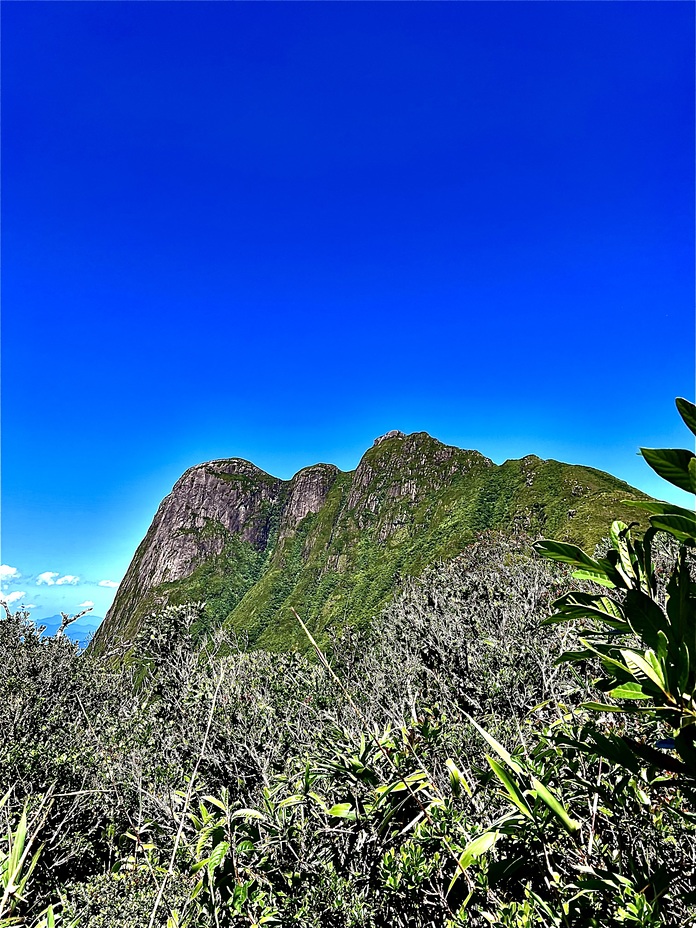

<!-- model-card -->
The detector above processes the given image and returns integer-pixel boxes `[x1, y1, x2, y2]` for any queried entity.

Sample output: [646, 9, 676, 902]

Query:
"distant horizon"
[2, 2, 693, 622]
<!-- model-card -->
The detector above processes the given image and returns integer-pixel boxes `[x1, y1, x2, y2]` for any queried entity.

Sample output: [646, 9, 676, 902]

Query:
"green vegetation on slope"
[221, 440, 649, 651]
[96, 432, 650, 656]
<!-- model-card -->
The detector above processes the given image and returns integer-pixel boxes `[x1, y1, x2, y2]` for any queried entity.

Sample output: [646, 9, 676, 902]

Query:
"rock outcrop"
[93, 431, 650, 654]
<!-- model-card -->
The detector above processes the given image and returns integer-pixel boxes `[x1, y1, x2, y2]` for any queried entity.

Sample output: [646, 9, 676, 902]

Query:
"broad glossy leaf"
[650, 513, 696, 545]
[208, 840, 230, 877]
[640, 447, 695, 494]
[534, 540, 607, 573]
[578, 638, 632, 677]
[584, 729, 642, 774]
[551, 591, 626, 626]
[625, 499, 696, 519]
[676, 397, 696, 437]
[572, 569, 617, 589]
[665, 552, 695, 643]
[277, 795, 304, 809]
[609, 520, 639, 581]
[621, 649, 668, 695]
[626, 736, 689, 775]
[230, 808, 267, 822]
[623, 590, 670, 650]
[608, 683, 651, 700]
[610, 520, 629, 548]
[202, 795, 228, 813]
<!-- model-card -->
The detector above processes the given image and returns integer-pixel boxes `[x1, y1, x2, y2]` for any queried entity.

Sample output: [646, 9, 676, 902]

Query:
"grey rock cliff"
[93, 429, 648, 655]
[278, 464, 339, 542]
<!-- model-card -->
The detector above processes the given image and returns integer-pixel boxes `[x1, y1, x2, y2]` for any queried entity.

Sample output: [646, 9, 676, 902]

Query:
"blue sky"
[2, 2, 694, 622]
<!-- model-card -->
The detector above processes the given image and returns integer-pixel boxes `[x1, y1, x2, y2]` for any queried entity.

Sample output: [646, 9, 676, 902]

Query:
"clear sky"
[2, 1, 694, 622]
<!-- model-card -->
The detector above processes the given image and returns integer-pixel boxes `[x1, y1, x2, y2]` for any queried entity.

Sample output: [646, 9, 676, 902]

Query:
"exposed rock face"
[346, 432, 492, 539]
[147, 460, 283, 585]
[98, 460, 284, 645]
[97, 458, 341, 648]
[94, 430, 649, 655]
[373, 429, 406, 446]
[279, 464, 339, 540]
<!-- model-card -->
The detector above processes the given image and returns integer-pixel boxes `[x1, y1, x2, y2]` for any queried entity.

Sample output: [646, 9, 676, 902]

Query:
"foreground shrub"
[1, 399, 694, 925]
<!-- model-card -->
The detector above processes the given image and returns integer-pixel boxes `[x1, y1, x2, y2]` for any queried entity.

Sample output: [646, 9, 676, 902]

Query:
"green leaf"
[277, 795, 305, 809]
[230, 808, 266, 822]
[581, 729, 642, 774]
[465, 714, 524, 774]
[616, 736, 687, 774]
[10, 808, 28, 875]
[676, 397, 696, 437]
[530, 776, 581, 835]
[208, 841, 230, 878]
[676, 640, 691, 695]
[623, 590, 670, 650]
[327, 803, 354, 818]
[625, 499, 696, 519]
[445, 758, 471, 797]
[448, 830, 500, 893]
[534, 540, 607, 573]
[548, 591, 629, 630]
[649, 513, 696, 545]
[571, 569, 617, 589]
[608, 683, 651, 700]
[674, 728, 696, 774]
[578, 638, 632, 677]
[201, 796, 228, 813]
[486, 756, 533, 819]
[581, 702, 628, 713]
[556, 649, 598, 664]
[375, 769, 429, 797]
[621, 649, 668, 696]
[610, 520, 638, 581]
[640, 447, 695, 494]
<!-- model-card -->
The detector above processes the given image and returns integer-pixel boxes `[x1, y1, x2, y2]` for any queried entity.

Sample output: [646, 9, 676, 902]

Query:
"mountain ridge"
[93, 430, 649, 654]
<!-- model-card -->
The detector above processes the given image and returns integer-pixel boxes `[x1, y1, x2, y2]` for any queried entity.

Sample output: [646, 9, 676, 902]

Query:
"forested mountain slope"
[93, 430, 648, 653]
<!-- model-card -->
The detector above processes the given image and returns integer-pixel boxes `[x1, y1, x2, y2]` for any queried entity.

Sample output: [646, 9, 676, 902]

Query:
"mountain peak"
[373, 429, 407, 446]
[92, 436, 650, 655]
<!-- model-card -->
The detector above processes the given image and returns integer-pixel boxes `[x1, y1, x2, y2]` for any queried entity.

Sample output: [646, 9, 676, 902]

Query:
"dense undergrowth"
[2, 401, 696, 927]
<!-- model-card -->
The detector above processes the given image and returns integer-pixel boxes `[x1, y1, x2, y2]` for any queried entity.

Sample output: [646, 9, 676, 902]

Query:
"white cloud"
[98, 579, 119, 588]
[77, 600, 94, 610]
[0, 591, 27, 606]
[37, 572, 59, 585]
[0, 565, 20, 586]
[55, 575, 80, 586]
[24, 604, 37, 610]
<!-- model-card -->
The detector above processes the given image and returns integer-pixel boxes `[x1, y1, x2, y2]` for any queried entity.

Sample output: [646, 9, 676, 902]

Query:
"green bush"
[1, 400, 694, 925]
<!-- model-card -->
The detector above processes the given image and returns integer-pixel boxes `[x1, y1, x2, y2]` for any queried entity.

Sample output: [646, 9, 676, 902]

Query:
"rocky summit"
[93, 431, 649, 653]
